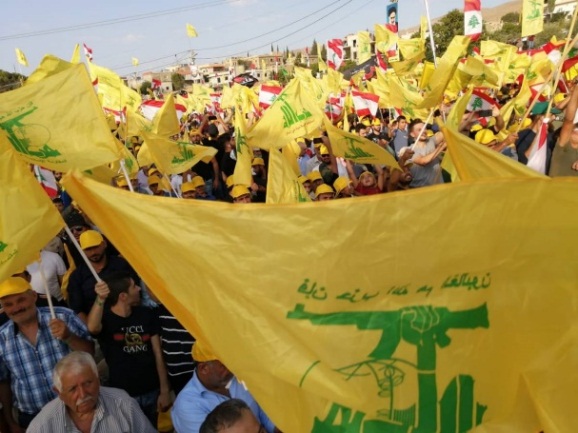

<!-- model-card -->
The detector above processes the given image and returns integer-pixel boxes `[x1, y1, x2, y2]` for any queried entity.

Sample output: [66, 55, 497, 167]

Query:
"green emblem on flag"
[275, 93, 312, 129]
[235, 127, 248, 154]
[468, 15, 480, 29]
[0, 242, 7, 253]
[343, 137, 374, 160]
[172, 142, 195, 164]
[471, 97, 483, 111]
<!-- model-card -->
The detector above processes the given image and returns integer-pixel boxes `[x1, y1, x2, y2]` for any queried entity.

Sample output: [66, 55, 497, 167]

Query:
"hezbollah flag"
[87, 62, 142, 113]
[0, 63, 121, 172]
[247, 78, 324, 150]
[323, 118, 400, 170]
[63, 169, 578, 433]
[522, 0, 544, 37]
[139, 131, 216, 176]
[232, 110, 253, 187]
[266, 147, 310, 204]
[0, 138, 64, 281]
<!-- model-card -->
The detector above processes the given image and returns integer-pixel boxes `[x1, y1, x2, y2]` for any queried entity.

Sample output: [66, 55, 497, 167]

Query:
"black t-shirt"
[97, 306, 160, 396]
[68, 255, 139, 315]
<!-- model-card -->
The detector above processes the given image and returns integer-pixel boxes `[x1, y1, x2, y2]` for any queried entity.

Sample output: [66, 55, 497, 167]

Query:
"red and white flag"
[210, 93, 222, 112]
[140, 100, 187, 121]
[33, 166, 59, 198]
[259, 84, 282, 109]
[327, 39, 344, 70]
[467, 90, 498, 113]
[464, 0, 483, 41]
[526, 119, 549, 174]
[376, 51, 388, 72]
[152, 78, 162, 90]
[324, 93, 344, 121]
[352, 90, 379, 118]
[83, 43, 93, 62]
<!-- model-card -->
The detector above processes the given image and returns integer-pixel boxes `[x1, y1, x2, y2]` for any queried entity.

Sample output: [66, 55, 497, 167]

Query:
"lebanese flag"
[464, 0, 482, 41]
[467, 90, 498, 112]
[210, 92, 222, 112]
[325, 93, 344, 121]
[259, 84, 282, 109]
[83, 43, 93, 62]
[140, 99, 187, 121]
[526, 119, 549, 174]
[33, 166, 59, 198]
[352, 90, 379, 118]
[376, 51, 388, 72]
[327, 39, 344, 70]
[152, 78, 162, 90]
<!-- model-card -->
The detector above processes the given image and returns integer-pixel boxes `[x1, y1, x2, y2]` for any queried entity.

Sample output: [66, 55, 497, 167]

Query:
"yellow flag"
[0, 139, 64, 281]
[109, 139, 140, 177]
[374, 24, 399, 61]
[232, 111, 253, 187]
[442, 125, 545, 181]
[317, 43, 328, 73]
[87, 62, 142, 113]
[25, 55, 74, 85]
[151, 93, 180, 137]
[132, 57, 139, 67]
[480, 40, 516, 73]
[266, 148, 310, 203]
[522, 0, 544, 37]
[357, 31, 372, 65]
[62, 168, 578, 433]
[70, 44, 81, 64]
[419, 61, 436, 90]
[323, 118, 400, 170]
[140, 131, 216, 175]
[186, 23, 198, 38]
[15, 48, 28, 67]
[0, 63, 120, 171]
[398, 38, 425, 62]
[248, 78, 324, 150]
[420, 16, 428, 41]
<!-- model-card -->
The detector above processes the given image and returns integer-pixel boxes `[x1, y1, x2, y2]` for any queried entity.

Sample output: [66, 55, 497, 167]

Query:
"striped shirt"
[155, 305, 196, 379]
[26, 386, 157, 433]
[0, 307, 91, 414]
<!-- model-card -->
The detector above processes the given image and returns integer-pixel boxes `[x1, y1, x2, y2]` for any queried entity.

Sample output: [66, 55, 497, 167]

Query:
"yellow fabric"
[0, 141, 64, 281]
[59, 243, 76, 300]
[157, 409, 173, 433]
[192, 339, 218, 362]
[248, 78, 324, 150]
[419, 61, 436, 90]
[442, 125, 546, 181]
[139, 131, 216, 176]
[323, 118, 400, 170]
[15, 48, 28, 67]
[0, 63, 120, 172]
[186, 23, 198, 38]
[70, 44, 81, 64]
[374, 24, 399, 61]
[357, 31, 372, 65]
[522, 0, 544, 37]
[232, 109, 253, 187]
[25, 55, 74, 85]
[87, 62, 142, 113]
[62, 169, 578, 433]
[131, 57, 139, 67]
[151, 93, 180, 137]
[281, 141, 301, 177]
[266, 147, 310, 203]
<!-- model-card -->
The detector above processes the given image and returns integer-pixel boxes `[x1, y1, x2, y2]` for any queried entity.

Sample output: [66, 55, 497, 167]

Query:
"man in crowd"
[0, 277, 93, 430]
[172, 340, 278, 433]
[27, 351, 157, 433]
[87, 271, 171, 426]
[200, 399, 265, 433]
[407, 119, 446, 188]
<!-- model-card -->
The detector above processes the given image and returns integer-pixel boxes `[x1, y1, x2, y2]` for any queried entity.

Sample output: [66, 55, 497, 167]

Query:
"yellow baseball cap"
[252, 157, 265, 166]
[333, 176, 351, 194]
[307, 171, 323, 182]
[79, 230, 104, 250]
[475, 129, 497, 145]
[298, 175, 310, 185]
[314, 184, 335, 198]
[0, 277, 31, 298]
[191, 176, 205, 188]
[192, 340, 218, 362]
[231, 185, 251, 199]
[181, 182, 196, 194]
[148, 175, 161, 187]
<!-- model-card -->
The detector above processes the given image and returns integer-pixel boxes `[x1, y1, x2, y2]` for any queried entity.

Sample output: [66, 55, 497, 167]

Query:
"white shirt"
[27, 250, 66, 301]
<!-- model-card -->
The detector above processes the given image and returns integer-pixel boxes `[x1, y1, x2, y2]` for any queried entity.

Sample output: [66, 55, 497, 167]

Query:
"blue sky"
[0, 0, 513, 76]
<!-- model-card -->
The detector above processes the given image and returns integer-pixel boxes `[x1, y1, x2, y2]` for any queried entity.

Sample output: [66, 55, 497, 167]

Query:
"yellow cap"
[115, 177, 128, 188]
[361, 118, 371, 127]
[553, 93, 566, 104]
[148, 174, 161, 187]
[0, 277, 31, 298]
[298, 175, 309, 185]
[315, 184, 335, 198]
[191, 176, 205, 188]
[252, 157, 265, 166]
[475, 129, 497, 145]
[333, 176, 351, 194]
[359, 170, 375, 180]
[148, 167, 159, 177]
[307, 171, 323, 182]
[319, 145, 329, 155]
[181, 181, 196, 194]
[192, 340, 218, 362]
[372, 118, 381, 126]
[231, 185, 251, 199]
[470, 124, 483, 133]
[79, 230, 104, 250]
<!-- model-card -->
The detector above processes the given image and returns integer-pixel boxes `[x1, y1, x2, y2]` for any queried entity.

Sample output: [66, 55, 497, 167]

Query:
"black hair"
[200, 399, 251, 433]
[103, 271, 133, 306]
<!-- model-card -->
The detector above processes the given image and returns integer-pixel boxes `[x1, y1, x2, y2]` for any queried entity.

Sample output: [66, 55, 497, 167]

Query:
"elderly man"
[27, 351, 156, 433]
[172, 340, 278, 433]
[0, 277, 93, 431]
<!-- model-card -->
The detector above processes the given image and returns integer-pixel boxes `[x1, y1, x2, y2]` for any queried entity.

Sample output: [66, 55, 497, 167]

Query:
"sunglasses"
[71, 226, 86, 232]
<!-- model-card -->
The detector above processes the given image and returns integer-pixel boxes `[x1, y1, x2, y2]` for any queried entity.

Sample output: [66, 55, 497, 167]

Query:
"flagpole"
[119, 159, 135, 192]
[411, 109, 435, 151]
[423, 0, 438, 67]
[63, 226, 103, 283]
[37, 256, 56, 319]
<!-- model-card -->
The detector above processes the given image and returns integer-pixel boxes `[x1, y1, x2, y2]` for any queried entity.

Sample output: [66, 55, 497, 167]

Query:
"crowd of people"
[3, 41, 578, 433]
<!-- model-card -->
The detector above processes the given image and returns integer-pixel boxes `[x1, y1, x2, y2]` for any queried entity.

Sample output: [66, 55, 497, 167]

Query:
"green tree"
[500, 12, 519, 23]
[171, 73, 185, 91]
[321, 44, 327, 61]
[310, 39, 318, 55]
[140, 81, 152, 95]
[426, 9, 465, 61]
[294, 52, 303, 66]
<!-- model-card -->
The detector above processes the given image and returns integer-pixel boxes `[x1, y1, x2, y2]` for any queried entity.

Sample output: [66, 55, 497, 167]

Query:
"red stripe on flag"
[464, 0, 481, 12]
